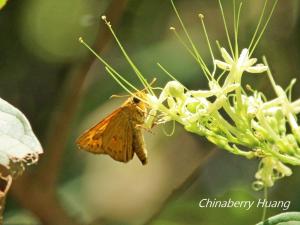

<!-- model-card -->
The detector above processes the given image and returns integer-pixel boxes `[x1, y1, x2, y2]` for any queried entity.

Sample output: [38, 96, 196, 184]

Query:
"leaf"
[0, 97, 43, 175]
[0, 0, 8, 10]
[256, 212, 300, 225]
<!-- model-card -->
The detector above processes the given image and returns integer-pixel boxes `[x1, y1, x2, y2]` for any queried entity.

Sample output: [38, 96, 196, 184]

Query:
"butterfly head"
[132, 96, 141, 104]
[131, 92, 146, 103]
[130, 91, 149, 111]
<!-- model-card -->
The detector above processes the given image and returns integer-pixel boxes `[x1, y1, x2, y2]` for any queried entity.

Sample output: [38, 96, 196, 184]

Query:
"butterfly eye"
[133, 97, 140, 104]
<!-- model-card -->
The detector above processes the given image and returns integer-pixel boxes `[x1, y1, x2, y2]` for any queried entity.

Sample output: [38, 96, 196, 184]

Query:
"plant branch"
[0, 169, 12, 225]
[40, 0, 129, 187]
[10, 0, 129, 224]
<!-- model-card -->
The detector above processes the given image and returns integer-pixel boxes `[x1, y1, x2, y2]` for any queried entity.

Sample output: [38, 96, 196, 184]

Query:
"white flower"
[215, 48, 268, 74]
[191, 82, 239, 98]
[242, 94, 264, 116]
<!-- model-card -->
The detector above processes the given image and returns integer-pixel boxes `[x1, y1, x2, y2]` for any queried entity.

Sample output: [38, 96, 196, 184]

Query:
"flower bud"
[275, 110, 286, 135]
[207, 134, 229, 148]
[165, 81, 186, 100]
[266, 116, 279, 134]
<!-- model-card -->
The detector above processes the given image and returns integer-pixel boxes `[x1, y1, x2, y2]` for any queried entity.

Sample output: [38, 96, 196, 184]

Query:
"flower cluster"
[146, 46, 300, 189]
[80, 0, 300, 189]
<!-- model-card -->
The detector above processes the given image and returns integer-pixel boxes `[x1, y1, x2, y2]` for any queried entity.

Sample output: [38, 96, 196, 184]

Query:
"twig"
[40, 0, 129, 188]
[10, 0, 129, 224]
[143, 148, 217, 225]
[0, 170, 12, 225]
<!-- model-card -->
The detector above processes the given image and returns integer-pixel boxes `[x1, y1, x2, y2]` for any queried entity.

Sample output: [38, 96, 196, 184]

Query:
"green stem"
[218, 0, 234, 57]
[79, 37, 139, 93]
[261, 186, 268, 222]
[171, 0, 212, 79]
[212, 111, 240, 138]
[101, 17, 154, 95]
[249, 0, 279, 57]
[248, 0, 268, 54]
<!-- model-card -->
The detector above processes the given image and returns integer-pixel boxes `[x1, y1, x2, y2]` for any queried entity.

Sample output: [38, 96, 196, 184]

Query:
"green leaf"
[0, 0, 8, 10]
[0, 97, 43, 174]
[256, 212, 300, 225]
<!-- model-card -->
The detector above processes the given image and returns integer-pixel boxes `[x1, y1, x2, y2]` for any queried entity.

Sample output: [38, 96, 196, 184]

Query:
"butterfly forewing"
[76, 106, 134, 162]
[102, 107, 134, 162]
[76, 108, 122, 153]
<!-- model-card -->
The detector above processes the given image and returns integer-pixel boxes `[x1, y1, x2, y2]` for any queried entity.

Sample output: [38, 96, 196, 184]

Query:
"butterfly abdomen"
[132, 129, 148, 165]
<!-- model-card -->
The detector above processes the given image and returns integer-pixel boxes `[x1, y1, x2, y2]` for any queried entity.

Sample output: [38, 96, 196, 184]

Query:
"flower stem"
[261, 186, 268, 222]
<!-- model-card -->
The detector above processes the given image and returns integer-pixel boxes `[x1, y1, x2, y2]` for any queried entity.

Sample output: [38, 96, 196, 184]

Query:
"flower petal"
[220, 47, 234, 64]
[244, 58, 257, 67]
[214, 60, 231, 71]
[237, 48, 249, 68]
[246, 64, 268, 73]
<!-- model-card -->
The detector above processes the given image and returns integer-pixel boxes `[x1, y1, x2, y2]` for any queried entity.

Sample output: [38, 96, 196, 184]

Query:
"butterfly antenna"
[139, 78, 157, 93]
[149, 77, 157, 86]
[110, 94, 130, 99]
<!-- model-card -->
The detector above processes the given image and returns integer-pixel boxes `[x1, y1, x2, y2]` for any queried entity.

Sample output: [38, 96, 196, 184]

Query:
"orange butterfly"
[76, 92, 148, 165]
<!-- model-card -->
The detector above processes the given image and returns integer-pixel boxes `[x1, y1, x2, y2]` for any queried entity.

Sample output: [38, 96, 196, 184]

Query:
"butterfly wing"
[76, 107, 134, 163]
[102, 107, 134, 162]
[76, 108, 121, 153]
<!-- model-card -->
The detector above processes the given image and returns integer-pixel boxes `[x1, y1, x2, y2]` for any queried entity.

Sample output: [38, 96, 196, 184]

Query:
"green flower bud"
[275, 110, 286, 135]
[286, 134, 298, 150]
[165, 81, 186, 100]
[167, 96, 176, 109]
[255, 157, 275, 187]
[266, 116, 279, 134]
[207, 134, 229, 148]
[251, 120, 269, 140]
[238, 130, 259, 146]
[184, 123, 207, 136]
[255, 157, 292, 188]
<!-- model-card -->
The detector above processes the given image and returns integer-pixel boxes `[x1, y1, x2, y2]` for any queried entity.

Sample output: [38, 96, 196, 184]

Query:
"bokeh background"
[0, 0, 300, 224]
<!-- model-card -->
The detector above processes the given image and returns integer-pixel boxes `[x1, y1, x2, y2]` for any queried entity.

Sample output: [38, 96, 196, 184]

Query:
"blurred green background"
[0, 0, 300, 224]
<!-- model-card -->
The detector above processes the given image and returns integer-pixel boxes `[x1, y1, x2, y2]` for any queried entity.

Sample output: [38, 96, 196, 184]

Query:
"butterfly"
[76, 92, 148, 165]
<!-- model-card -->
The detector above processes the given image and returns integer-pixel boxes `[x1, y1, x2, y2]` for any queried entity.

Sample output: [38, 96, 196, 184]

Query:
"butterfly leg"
[135, 124, 154, 134]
